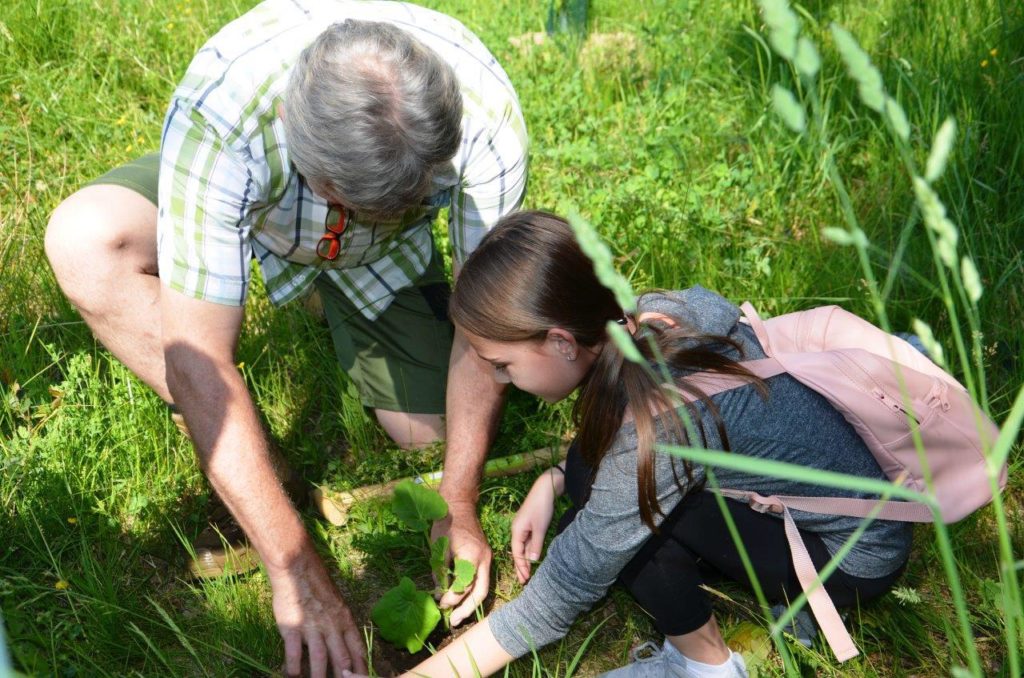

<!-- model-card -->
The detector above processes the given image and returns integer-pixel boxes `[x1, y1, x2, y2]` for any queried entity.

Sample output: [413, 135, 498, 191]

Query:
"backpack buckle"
[745, 492, 784, 514]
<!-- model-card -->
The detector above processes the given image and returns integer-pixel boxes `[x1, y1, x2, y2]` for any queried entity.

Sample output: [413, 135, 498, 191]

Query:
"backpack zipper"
[871, 387, 920, 425]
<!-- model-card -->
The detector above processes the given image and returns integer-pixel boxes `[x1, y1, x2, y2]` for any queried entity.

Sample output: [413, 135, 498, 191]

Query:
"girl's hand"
[509, 468, 564, 584]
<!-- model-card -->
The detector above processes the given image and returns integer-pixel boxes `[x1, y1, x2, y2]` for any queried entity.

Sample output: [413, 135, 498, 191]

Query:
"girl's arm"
[399, 618, 513, 677]
[377, 467, 562, 678]
[387, 446, 683, 677]
[510, 466, 565, 583]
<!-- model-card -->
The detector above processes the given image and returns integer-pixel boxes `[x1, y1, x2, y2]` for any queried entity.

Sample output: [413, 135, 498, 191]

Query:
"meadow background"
[1, 0, 1022, 675]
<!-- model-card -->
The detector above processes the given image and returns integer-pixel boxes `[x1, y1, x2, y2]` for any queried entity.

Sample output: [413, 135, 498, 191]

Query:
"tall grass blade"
[658, 444, 934, 506]
[146, 597, 211, 676]
[126, 621, 176, 675]
[564, 616, 609, 677]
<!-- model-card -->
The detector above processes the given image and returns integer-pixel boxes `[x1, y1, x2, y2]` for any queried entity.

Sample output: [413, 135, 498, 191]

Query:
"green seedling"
[371, 480, 476, 654]
[391, 478, 447, 532]
[371, 577, 441, 655]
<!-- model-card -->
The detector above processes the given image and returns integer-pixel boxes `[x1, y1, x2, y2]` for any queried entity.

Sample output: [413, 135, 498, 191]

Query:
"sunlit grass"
[1, 0, 1021, 675]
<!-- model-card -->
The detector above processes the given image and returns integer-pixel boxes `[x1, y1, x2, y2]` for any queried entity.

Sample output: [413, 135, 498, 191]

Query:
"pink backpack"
[679, 302, 1005, 662]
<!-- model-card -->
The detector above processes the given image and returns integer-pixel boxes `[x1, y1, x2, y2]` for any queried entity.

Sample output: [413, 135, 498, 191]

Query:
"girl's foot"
[598, 639, 748, 678]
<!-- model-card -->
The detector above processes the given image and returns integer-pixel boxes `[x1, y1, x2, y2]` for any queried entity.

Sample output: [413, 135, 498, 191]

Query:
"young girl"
[359, 210, 911, 678]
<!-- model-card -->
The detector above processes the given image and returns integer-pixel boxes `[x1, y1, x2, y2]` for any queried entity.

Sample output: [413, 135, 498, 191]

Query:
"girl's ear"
[546, 328, 579, 359]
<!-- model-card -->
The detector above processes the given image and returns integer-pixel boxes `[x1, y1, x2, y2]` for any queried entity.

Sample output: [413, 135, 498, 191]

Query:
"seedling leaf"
[371, 577, 442, 654]
[450, 558, 476, 594]
[430, 536, 450, 589]
[392, 479, 448, 532]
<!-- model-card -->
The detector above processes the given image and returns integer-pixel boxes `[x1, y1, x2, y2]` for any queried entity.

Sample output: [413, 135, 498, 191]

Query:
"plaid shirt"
[156, 0, 527, 319]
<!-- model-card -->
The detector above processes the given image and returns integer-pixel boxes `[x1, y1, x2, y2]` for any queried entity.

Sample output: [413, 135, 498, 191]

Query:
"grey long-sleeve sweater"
[488, 286, 912, 658]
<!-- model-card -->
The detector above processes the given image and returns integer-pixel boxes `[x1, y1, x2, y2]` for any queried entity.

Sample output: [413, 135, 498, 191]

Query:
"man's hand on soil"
[271, 548, 367, 678]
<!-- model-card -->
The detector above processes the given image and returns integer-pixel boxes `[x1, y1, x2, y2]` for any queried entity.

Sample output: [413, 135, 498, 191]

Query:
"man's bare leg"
[45, 184, 170, 402]
[47, 184, 264, 577]
[374, 410, 445, 449]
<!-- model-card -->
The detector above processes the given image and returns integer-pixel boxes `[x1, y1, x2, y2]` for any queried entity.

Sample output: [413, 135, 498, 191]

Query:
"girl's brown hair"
[450, 211, 763, 531]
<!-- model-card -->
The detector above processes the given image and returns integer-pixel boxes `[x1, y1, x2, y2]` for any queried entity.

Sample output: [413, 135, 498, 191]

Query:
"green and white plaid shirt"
[157, 0, 528, 319]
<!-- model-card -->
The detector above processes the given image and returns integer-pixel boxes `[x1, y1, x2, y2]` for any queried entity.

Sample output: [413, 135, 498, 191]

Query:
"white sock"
[664, 640, 748, 678]
[683, 652, 746, 677]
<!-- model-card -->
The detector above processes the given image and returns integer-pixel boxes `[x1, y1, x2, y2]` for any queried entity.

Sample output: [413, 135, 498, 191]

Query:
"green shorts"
[88, 153, 454, 414]
[86, 152, 161, 205]
[315, 262, 453, 414]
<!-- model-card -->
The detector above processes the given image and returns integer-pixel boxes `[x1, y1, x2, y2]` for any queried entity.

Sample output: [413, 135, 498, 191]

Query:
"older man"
[45, 0, 526, 674]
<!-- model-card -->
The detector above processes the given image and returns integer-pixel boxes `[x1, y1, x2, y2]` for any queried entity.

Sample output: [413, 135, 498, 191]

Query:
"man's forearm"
[166, 352, 311, 571]
[439, 329, 505, 505]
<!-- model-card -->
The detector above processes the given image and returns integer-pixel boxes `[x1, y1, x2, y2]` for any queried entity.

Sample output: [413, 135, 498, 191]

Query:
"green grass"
[2, 0, 1022, 675]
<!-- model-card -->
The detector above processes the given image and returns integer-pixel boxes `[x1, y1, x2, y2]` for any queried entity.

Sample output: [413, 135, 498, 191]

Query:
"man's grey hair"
[284, 20, 463, 218]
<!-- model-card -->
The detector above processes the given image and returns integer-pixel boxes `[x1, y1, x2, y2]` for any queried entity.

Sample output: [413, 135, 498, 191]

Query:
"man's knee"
[45, 186, 158, 307]
[374, 409, 445, 449]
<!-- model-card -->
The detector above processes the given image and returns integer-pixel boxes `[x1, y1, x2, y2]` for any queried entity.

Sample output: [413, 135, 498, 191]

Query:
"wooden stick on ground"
[312, 445, 568, 526]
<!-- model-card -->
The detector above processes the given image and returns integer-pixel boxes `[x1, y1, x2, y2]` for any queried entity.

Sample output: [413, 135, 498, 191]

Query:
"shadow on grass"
[0, 460, 279, 676]
[0, 279, 566, 675]
[0, 300, 348, 675]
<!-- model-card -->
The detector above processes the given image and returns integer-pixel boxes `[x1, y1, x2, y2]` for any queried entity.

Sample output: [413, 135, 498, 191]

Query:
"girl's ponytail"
[575, 321, 689, 532]
[577, 319, 766, 532]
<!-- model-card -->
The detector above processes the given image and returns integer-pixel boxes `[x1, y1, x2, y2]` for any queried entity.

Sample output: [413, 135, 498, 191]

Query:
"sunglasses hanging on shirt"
[316, 207, 348, 261]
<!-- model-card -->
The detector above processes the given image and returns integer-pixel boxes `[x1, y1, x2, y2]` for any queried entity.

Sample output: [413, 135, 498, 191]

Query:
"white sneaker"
[598, 640, 748, 678]
[598, 641, 690, 678]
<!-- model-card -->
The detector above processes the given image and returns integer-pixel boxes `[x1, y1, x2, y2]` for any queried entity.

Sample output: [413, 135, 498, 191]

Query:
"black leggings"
[558, 444, 906, 636]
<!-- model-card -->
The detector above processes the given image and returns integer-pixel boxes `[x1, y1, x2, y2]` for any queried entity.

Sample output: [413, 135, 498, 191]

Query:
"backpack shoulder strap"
[673, 358, 786, 401]
[719, 488, 935, 662]
[672, 302, 786, 401]
[779, 503, 860, 661]
[739, 301, 773, 354]
[719, 489, 859, 661]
